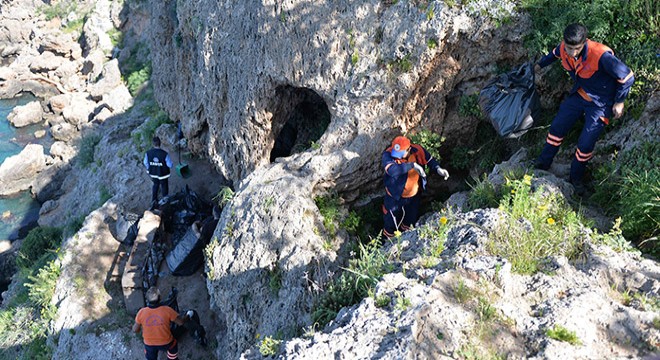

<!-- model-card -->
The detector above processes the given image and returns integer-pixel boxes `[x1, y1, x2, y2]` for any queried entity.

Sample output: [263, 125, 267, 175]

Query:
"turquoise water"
[0, 95, 44, 241]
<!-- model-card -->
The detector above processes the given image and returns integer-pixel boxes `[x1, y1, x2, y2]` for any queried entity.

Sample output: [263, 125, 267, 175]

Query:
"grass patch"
[487, 174, 587, 274]
[591, 142, 660, 256]
[312, 239, 390, 327]
[467, 174, 499, 210]
[545, 324, 582, 345]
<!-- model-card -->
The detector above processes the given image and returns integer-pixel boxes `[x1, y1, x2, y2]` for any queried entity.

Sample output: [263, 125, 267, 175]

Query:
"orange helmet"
[391, 136, 411, 159]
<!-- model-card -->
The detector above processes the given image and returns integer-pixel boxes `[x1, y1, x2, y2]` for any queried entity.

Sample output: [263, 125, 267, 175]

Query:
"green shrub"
[78, 134, 101, 168]
[388, 54, 413, 73]
[314, 195, 341, 238]
[408, 129, 444, 163]
[259, 336, 282, 357]
[131, 110, 172, 152]
[126, 62, 152, 96]
[17, 227, 62, 269]
[450, 146, 473, 170]
[25, 259, 61, 321]
[458, 94, 482, 118]
[545, 324, 582, 345]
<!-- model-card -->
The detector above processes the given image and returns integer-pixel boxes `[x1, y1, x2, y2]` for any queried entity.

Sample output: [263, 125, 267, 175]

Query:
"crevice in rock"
[269, 86, 330, 162]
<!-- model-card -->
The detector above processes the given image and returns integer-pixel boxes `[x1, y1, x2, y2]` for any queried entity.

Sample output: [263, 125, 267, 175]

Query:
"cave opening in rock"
[269, 86, 331, 162]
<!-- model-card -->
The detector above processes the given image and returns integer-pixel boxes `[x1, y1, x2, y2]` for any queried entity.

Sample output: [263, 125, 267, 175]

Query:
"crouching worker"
[133, 287, 192, 360]
[382, 135, 449, 239]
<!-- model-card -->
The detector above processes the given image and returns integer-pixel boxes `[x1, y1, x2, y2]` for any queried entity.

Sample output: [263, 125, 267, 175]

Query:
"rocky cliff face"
[147, 2, 530, 357]
[145, 1, 536, 358]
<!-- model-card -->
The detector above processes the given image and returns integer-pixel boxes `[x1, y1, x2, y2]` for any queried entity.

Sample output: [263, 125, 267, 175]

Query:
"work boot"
[569, 178, 587, 197]
[533, 159, 551, 171]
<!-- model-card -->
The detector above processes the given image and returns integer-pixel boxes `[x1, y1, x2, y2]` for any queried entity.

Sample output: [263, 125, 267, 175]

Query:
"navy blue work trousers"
[536, 93, 609, 182]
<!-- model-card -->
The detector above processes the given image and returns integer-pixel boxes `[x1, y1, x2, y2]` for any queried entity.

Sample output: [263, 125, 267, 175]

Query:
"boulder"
[62, 93, 97, 127]
[29, 51, 64, 72]
[7, 100, 43, 128]
[50, 122, 78, 142]
[101, 85, 133, 113]
[39, 33, 82, 59]
[0, 19, 32, 44]
[31, 163, 70, 203]
[50, 141, 76, 162]
[81, 48, 107, 80]
[0, 144, 47, 195]
[49, 94, 71, 115]
[87, 59, 122, 100]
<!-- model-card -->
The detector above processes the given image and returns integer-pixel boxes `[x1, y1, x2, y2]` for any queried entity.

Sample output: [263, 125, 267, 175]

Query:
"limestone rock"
[7, 100, 43, 127]
[81, 0, 116, 55]
[50, 141, 76, 162]
[39, 33, 83, 59]
[29, 51, 64, 72]
[0, 144, 47, 195]
[87, 59, 122, 100]
[62, 93, 97, 127]
[50, 122, 78, 142]
[49, 93, 71, 115]
[100, 84, 133, 113]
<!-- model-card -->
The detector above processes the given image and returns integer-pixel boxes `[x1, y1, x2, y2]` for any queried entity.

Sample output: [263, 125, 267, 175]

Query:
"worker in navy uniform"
[381, 135, 449, 239]
[533, 23, 634, 194]
[144, 136, 173, 207]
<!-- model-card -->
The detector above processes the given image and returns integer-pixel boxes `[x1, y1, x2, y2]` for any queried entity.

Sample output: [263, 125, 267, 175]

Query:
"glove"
[186, 310, 194, 318]
[437, 167, 449, 180]
[412, 163, 426, 178]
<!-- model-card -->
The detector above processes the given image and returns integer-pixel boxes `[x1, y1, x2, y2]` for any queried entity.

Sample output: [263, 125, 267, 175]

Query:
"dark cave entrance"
[269, 86, 331, 162]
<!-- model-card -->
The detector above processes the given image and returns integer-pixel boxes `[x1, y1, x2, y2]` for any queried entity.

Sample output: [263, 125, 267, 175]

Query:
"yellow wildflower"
[547, 218, 555, 225]
[439, 216, 448, 225]
[523, 174, 532, 185]
[511, 189, 516, 194]
[537, 204, 548, 211]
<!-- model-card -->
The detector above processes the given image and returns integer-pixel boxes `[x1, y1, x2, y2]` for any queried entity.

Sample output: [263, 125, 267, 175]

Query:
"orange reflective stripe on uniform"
[618, 71, 633, 84]
[600, 116, 609, 125]
[577, 88, 592, 102]
[400, 224, 410, 231]
[382, 229, 394, 239]
[546, 133, 563, 146]
[384, 163, 394, 174]
[575, 148, 593, 162]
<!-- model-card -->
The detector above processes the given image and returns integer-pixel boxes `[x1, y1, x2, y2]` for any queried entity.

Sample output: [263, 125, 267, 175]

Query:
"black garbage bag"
[166, 228, 206, 276]
[115, 212, 140, 245]
[479, 62, 541, 138]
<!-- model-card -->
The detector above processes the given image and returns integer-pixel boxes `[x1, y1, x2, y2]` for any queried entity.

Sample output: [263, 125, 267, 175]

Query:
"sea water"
[0, 95, 46, 241]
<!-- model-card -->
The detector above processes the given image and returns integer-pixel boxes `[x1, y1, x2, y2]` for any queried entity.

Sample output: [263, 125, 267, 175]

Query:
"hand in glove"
[186, 310, 194, 318]
[412, 163, 427, 178]
[437, 167, 449, 180]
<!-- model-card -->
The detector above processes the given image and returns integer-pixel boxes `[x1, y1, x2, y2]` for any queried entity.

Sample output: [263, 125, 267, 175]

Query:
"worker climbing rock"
[381, 135, 449, 239]
[533, 23, 634, 195]
[144, 136, 173, 208]
[133, 287, 192, 360]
